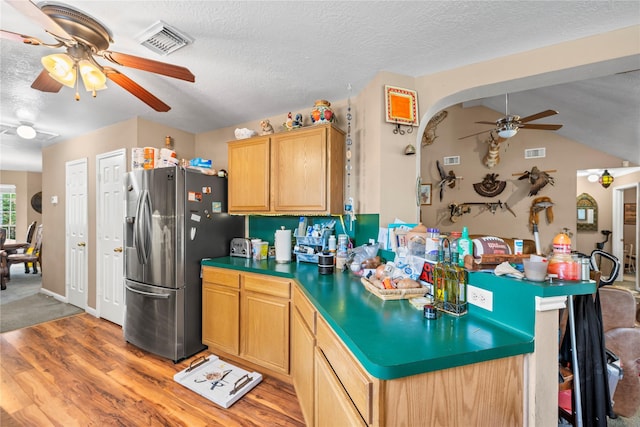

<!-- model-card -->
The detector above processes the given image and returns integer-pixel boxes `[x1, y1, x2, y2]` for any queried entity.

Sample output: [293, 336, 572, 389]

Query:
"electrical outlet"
[467, 285, 493, 311]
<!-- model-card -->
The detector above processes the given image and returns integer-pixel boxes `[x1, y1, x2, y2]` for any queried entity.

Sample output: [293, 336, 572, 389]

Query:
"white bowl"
[523, 259, 548, 281]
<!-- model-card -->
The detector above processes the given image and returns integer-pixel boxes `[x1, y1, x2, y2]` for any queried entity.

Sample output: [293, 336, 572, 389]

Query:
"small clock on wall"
[31, 191, 42, 214]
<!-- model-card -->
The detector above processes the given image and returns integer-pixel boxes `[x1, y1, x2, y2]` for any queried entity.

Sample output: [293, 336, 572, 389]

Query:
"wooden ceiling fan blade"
[99, 51, 195, 82]
[519, 109, 558, 123]
[0, 29, 43, 45]
[458, 129, 492, 140]
[475, 121, 498, 125]
[31, 69, 63, 93]
[5, 0, 74, 41]
[104, 67, 171, 112]
[519, 123, 563, 130]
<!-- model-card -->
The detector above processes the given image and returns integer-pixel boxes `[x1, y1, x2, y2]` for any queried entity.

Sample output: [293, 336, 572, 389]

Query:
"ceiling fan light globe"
[78, 60, 107, 92]
[42, 54, 76, 88]
[16, 124, 36, 139]
[498, 128, 518, 138]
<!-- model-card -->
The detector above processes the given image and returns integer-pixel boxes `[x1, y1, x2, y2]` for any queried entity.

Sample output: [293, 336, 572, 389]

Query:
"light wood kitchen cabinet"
[227, 136, 270, 212]
[316, 316, 374, 425]
[227, 124, 345, 214]
[201, 267, 240, 355]
[240, 273, 291, 375]
[315, 347, 367, 427]
[292, 287, 317, 427]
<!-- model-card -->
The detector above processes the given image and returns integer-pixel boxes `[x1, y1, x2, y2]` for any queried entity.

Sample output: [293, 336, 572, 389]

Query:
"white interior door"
[66, 158, 88, 309]
[97, 149, 126, 325]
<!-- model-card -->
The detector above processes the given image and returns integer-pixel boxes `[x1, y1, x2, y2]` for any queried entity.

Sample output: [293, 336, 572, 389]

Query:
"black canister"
[318, 252, 335, 275]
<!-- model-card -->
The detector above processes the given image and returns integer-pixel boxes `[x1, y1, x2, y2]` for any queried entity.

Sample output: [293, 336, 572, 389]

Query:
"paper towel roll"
[275, 228, 292, 263]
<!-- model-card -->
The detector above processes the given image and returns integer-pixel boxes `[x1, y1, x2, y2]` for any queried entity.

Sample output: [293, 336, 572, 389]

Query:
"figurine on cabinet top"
[283, 112, 304, 131]
[260, 119, 274, 135]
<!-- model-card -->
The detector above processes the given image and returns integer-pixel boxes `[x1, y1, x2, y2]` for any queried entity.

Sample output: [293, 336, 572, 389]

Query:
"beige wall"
[0, 170, 42, 239]
[41, 117, 195, 307]
[420, 103, 626, 255]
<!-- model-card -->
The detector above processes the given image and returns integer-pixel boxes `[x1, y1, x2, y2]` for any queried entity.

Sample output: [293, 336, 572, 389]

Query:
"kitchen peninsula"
[201, 257, 595, 426]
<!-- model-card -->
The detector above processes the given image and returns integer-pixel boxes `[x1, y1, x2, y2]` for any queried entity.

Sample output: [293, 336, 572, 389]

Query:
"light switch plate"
[467, 285, 493, 311]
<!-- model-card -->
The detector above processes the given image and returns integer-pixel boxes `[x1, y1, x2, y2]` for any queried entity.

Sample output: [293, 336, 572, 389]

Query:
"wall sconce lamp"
[599, 170, 614, 188]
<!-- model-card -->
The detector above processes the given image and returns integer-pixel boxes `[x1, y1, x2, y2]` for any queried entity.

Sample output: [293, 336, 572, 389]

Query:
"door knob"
[77, 242, 86, 247]
[114, 247, 123, 253]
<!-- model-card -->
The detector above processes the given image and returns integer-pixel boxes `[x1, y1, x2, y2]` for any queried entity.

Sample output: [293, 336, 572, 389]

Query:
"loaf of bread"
[395, 278, 421, 289]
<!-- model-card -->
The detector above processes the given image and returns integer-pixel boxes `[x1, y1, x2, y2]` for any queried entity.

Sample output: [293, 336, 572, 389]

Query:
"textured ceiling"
[1, 1, 639, 172]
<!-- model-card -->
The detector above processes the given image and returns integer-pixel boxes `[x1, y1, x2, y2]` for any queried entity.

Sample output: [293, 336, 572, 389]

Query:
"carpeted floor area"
[0, 266, 83, 333]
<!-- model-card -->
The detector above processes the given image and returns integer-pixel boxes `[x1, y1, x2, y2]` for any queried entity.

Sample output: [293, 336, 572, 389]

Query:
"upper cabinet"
[228, 124, 345, 215]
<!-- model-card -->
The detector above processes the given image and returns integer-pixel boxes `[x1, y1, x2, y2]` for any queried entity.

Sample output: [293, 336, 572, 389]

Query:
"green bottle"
[457, 226, 473, 267]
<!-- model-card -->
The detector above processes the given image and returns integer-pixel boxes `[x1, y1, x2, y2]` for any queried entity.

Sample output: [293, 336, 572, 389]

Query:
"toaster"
[230, 238, 252, 258]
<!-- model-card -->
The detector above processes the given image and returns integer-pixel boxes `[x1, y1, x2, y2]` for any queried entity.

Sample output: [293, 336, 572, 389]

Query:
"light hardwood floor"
[1, 314, 304, 426]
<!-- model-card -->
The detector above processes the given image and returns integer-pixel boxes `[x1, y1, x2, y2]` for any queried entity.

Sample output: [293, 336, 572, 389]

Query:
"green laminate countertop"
[201, 257, 596, 380]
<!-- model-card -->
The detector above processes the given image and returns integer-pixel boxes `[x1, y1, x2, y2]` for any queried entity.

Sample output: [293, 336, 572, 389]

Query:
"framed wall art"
[385, 85, 419, 126]
[420, 183, 432, 205]
[624, 203, 636, 225]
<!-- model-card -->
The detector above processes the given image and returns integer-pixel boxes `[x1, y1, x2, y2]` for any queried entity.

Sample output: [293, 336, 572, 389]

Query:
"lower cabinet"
[202, 267, 291, 376]
[240, 273, 291, 374]
[202, 267, 240, 355]
[315, 347, 367, 427]
[292, 286, 317, 426]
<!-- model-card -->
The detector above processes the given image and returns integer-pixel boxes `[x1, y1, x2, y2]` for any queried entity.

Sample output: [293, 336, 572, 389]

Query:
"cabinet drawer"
[317, 317, 372, 424]
[202, 267, 240, 289]
[243, 273, 290, 298]
[293, 285, 316, 334]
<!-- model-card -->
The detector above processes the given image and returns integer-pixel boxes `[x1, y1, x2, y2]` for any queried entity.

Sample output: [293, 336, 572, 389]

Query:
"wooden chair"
[5, 221, 37, 272]
[0, 250, 8, 290]
[625, 244, 636, 273]
[7, 224, 42, 279]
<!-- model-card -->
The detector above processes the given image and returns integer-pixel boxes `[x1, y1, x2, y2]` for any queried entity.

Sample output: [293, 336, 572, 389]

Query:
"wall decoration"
[436, 160, 459, 201]
[482, 131, 507, 169]
[421, 110, 447, 146]
[385, 85, 419, 135]
[513, 166, 556, 196]
[419, 183, 432, 205]
[473, 173, 506, 197]
[576, 193, 597, 231]
[624, 203, 636, 225]
[31, 191, 42, 213]
[530, 196, 555, 230]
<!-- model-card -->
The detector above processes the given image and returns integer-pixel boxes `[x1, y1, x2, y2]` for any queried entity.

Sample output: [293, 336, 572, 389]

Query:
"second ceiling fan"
[459, 94, 563, 140]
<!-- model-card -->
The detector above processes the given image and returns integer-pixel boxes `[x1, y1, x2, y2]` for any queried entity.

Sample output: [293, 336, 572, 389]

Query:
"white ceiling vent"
[443, 156, 460, 166]
[137, 21, 193, 56]
[524, 148, 546, 159]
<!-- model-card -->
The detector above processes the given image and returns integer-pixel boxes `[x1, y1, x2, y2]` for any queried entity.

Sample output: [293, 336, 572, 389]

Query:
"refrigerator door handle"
[125, 284, 171, 299]
[134, 190, 152, 264]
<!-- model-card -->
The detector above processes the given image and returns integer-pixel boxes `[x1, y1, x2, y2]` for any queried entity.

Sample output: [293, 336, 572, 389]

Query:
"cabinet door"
[292, 307, 315, 427]
[315, 348, 366, 427]
[202, 283, 239, 354]
[241, 292, 290, 374]
[228, 137, 270, 212]
[271, 127, 327, 211]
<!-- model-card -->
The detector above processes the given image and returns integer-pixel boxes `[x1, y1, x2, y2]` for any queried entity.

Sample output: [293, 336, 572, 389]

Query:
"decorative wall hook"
[392, 121, 413, 135]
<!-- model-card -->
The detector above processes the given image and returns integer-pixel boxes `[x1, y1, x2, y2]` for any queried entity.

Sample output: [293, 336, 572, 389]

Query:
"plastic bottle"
[425, 227, 440, 261]
[336, 234, 348, 271]
[548, 232, 579, 280]
[448, 231, 462, 262]
[457, 226, 473, 267]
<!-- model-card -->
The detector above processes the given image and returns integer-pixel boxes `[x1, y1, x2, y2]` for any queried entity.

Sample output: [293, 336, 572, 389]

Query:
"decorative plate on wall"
[31, 191, 42, 214]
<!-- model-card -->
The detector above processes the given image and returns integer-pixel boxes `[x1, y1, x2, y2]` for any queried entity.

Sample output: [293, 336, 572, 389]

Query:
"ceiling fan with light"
[1, 0, 195, 112]
[458, 94, 563, 140]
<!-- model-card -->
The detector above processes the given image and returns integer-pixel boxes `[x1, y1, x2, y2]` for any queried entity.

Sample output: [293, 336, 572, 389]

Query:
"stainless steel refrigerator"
[123, 166, 244, 362]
